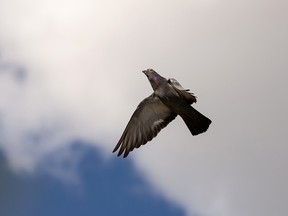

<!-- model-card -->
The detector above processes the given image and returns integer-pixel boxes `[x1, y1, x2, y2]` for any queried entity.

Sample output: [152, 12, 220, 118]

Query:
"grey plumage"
[113, 69, 211, 157]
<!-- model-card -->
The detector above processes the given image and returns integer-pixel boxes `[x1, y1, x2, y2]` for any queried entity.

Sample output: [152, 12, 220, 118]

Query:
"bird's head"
[142, 68, 156, 77]
[142, 68, 164, 90]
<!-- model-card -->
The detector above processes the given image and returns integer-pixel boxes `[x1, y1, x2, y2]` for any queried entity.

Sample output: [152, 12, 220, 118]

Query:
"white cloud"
[0, 0, 288, 216]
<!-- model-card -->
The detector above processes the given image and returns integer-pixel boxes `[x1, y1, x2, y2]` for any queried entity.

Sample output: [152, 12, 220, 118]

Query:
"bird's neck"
[150, 74, 165, 90]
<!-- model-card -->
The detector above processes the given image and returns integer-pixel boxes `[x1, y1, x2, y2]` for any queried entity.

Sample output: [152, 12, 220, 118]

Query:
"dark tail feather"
[180, 106, 212, 136]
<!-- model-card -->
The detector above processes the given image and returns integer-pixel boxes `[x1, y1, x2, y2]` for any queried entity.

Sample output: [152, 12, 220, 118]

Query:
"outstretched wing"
[168, 78, 197, 104]
[113, 94, 177, 158]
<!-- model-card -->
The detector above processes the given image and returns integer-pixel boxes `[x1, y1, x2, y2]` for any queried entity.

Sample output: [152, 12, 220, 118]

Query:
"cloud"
[0, 0, 288, 216]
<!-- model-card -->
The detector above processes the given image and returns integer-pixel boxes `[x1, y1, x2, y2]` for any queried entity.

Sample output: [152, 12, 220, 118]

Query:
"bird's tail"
[179, 106, 212, 136]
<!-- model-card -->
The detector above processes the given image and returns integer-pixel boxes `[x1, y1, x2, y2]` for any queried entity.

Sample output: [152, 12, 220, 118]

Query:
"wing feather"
[113, 94, 177, 157]
[168, 78, 197, 104]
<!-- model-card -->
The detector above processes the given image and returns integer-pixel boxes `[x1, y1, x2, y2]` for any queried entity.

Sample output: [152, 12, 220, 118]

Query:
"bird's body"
[113, 69, 211, 157]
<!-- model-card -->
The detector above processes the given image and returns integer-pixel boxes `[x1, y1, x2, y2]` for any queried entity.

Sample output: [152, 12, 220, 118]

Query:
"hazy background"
[0, 0, 287, 216]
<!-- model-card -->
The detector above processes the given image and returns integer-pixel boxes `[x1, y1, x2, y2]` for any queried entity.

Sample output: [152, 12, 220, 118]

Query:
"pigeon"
[113, 69, 212, 157]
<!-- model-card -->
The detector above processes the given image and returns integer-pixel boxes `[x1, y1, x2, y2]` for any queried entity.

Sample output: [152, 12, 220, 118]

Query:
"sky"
[0, 143, 186, 216]
[0, 0, 288, 216]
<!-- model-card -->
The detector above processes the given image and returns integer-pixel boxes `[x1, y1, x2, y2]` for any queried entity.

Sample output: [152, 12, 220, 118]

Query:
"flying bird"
[113, 69, 211, 157]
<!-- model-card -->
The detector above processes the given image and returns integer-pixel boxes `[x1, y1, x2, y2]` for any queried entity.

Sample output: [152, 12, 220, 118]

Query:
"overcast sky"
[0, 0, 288, 216]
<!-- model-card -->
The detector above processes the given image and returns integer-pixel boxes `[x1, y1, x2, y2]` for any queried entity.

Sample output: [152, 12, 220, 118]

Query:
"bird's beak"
[142, 70, 147, 75]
